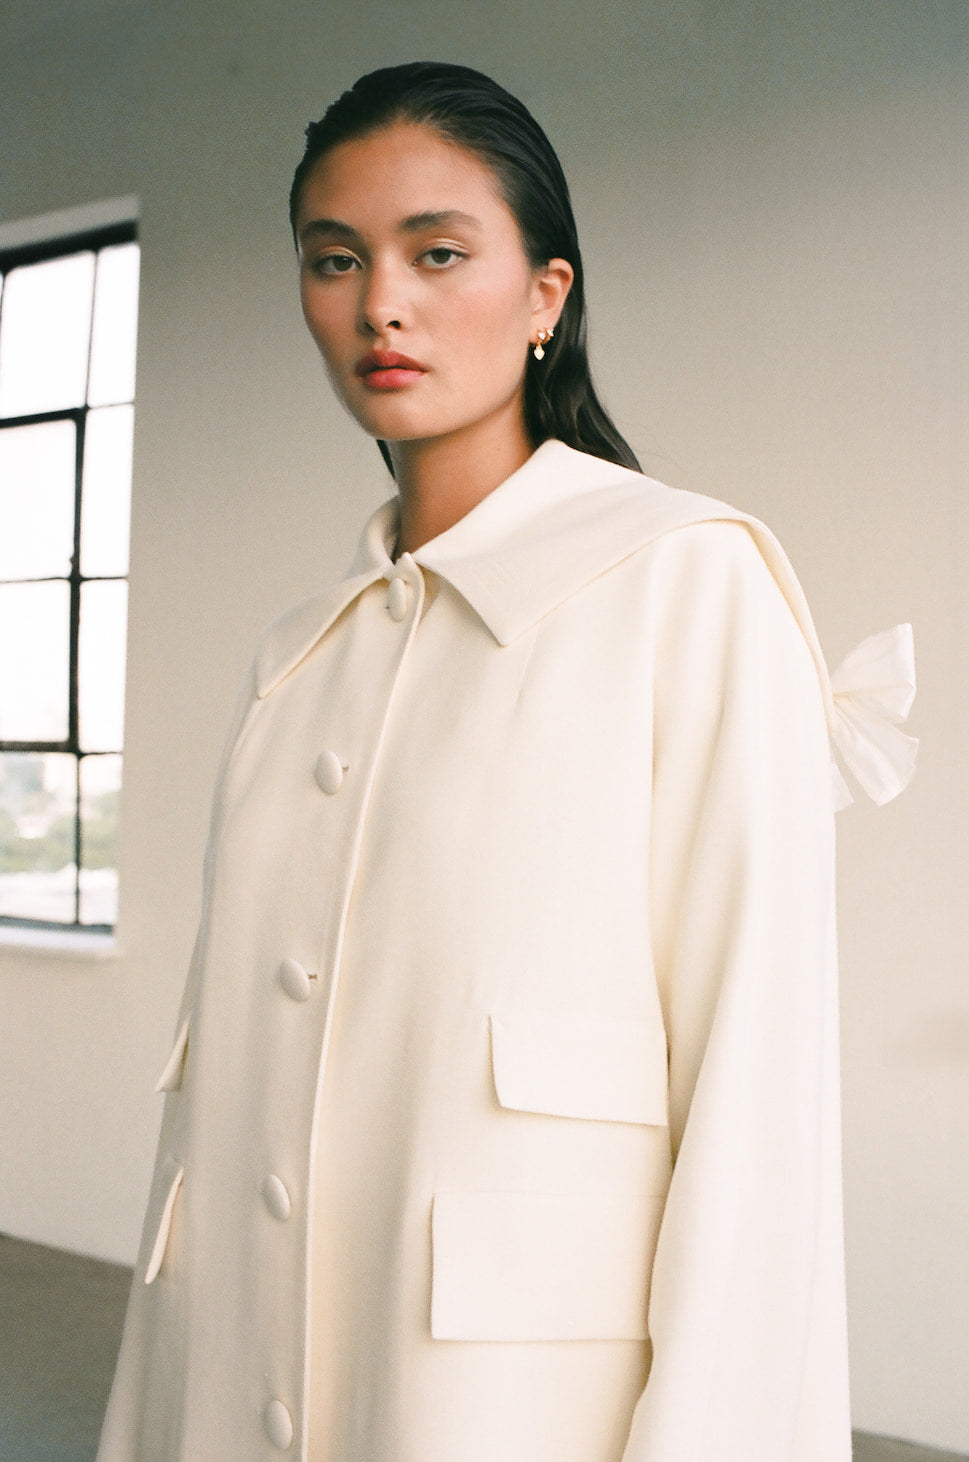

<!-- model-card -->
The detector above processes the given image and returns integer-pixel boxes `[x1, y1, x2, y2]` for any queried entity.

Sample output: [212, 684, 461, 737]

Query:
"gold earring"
[533, 327, 554, 361]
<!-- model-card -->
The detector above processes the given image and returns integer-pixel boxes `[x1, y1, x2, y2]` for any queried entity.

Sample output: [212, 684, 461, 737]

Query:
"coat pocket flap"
[431, 1190, 664, 1341]
[154, 1017, 190, 1094]
[490, 1011, 668, 1126]
[144, 1158, 184, 1285]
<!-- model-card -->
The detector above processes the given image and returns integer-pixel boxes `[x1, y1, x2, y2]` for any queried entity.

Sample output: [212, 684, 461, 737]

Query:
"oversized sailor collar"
[256, 440, 813, 688]
[254, 439, 916, 807]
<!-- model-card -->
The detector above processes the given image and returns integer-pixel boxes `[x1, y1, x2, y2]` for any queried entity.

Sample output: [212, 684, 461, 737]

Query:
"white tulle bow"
[828, 623, 918, 809]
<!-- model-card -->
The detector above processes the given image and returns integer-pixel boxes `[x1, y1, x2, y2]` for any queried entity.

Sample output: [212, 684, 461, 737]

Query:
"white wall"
[0, 0, 965, 1450]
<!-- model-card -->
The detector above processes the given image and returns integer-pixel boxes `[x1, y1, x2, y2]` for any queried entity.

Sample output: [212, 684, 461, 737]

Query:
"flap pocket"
[431, 1190, 664, 1341]
[144, 1157, 184, 1285]
[154, 1017, 190, 1094]
[490, 1011, 668, 1126]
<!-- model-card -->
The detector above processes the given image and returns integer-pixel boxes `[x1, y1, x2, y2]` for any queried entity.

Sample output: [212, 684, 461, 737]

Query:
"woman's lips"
[355, 350, 428, 391]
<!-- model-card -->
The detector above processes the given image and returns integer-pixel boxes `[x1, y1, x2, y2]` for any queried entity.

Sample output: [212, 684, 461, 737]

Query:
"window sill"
[0, 925, 122, 961]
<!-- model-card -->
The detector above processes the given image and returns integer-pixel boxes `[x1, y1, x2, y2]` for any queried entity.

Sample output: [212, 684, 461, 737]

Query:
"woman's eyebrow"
[299, 210, 482, 241]
[299, 210, 483, 245]
[299, 217, 358, 243]
[398, 209, 483, 233]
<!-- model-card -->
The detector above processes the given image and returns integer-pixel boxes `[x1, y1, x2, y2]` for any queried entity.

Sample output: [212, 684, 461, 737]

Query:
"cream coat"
[97, 440, 915, 1462]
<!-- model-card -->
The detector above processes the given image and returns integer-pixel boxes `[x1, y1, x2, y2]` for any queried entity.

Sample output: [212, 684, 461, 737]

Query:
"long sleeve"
[622, 522, 851, 1462]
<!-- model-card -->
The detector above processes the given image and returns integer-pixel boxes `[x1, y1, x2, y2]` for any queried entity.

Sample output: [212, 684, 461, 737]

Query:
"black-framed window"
[0, 221, 138, 932]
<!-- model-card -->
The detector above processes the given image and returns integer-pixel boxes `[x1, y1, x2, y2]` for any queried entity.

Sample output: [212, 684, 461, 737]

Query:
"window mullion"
[68, 413, 84, 755]
[0, 222, 136, 276]
[69, 396, 86, 926]
[0, 406, 85, 431]
[74, 754, 82, 926]
[0, 741, 73, 754]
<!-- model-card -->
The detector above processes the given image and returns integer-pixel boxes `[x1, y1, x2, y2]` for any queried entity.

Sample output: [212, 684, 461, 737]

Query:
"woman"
[97, 62, 916, 1462]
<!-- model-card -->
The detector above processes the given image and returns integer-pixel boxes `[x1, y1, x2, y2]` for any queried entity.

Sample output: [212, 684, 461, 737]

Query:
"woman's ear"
[531, 257, 574, 332]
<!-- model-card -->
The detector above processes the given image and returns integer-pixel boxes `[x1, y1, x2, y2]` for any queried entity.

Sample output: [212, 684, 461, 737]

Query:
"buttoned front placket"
[254, 553, 426, 1458]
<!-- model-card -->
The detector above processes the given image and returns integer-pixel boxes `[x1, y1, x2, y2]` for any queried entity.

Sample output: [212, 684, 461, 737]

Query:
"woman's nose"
[358, 259, 408, 335]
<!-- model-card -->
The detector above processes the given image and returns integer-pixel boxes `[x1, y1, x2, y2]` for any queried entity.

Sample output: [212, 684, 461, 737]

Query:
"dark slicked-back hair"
[290, 61, 640, 475]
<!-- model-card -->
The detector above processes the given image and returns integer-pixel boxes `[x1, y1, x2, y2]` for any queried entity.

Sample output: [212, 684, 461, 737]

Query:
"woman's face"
[294, 121, 567, 448]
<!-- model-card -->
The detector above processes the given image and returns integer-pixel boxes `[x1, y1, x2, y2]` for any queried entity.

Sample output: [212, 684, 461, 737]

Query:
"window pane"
[79, 752, 120, 925]
[80, 405, 133, 576]
[78, 580, 127, 752]
[87, 243, 140, 408]
[0, 581, 70, 741]
[0, 420, 76, 580]
[0, 751, 77, 924]
[0, 253, 96, 418]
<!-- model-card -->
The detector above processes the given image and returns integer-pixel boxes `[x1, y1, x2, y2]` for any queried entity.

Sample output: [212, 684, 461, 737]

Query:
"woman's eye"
[420, 246, 464, 269]
[313, 253, 358, 276]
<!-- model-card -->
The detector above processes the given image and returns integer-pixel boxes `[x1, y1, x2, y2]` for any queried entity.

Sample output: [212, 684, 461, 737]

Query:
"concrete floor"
[853, 1439, 968, 1462]
[0, 1231, 964, 1462]
[0, 1233, 131, 1462]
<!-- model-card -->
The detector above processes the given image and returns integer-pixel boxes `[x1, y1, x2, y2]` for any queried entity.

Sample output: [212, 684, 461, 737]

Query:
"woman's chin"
[346, 403, 456, 447]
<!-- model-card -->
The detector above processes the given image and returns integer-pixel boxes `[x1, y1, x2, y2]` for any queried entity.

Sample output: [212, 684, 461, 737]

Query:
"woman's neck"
[390, 404, 534, 556]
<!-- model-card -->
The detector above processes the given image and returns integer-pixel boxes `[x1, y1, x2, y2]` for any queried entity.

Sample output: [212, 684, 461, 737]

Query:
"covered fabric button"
[263, 1398, 294, 1450]
[387, 576, 409, 621]
[314, 749, 345, 795]
[278, 957, 313, 1002]
[261, 1173, 292, 1222]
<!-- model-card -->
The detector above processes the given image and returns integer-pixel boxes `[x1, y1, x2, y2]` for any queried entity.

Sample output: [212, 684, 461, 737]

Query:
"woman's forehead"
[296, 121, 510, 232]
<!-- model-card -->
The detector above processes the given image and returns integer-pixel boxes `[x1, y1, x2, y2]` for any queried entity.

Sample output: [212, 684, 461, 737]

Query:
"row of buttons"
[265, 954, 313, 1231]
[261, 575, 411, 1450]
[261, 957, 312, 1447]
[311, 574, 411, 800]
